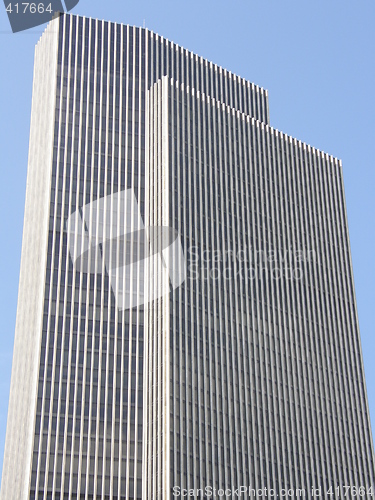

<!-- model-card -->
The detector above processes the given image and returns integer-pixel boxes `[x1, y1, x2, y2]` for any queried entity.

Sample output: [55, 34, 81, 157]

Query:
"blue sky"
[0, 0, 374, 480]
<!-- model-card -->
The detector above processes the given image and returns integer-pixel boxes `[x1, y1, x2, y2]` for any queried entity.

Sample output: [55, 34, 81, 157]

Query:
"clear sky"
[0, 0, 374, 481]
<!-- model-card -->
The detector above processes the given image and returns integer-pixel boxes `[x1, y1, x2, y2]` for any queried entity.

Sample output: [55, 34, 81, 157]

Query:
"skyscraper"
[1, 12, 374, 500]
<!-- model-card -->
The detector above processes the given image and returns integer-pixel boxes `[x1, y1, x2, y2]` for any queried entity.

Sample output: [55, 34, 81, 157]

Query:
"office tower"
[1, 12, 374, 500]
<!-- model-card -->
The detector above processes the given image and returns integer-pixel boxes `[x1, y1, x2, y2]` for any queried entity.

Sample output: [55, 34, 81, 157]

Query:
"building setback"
[1, 13, 374, 500]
